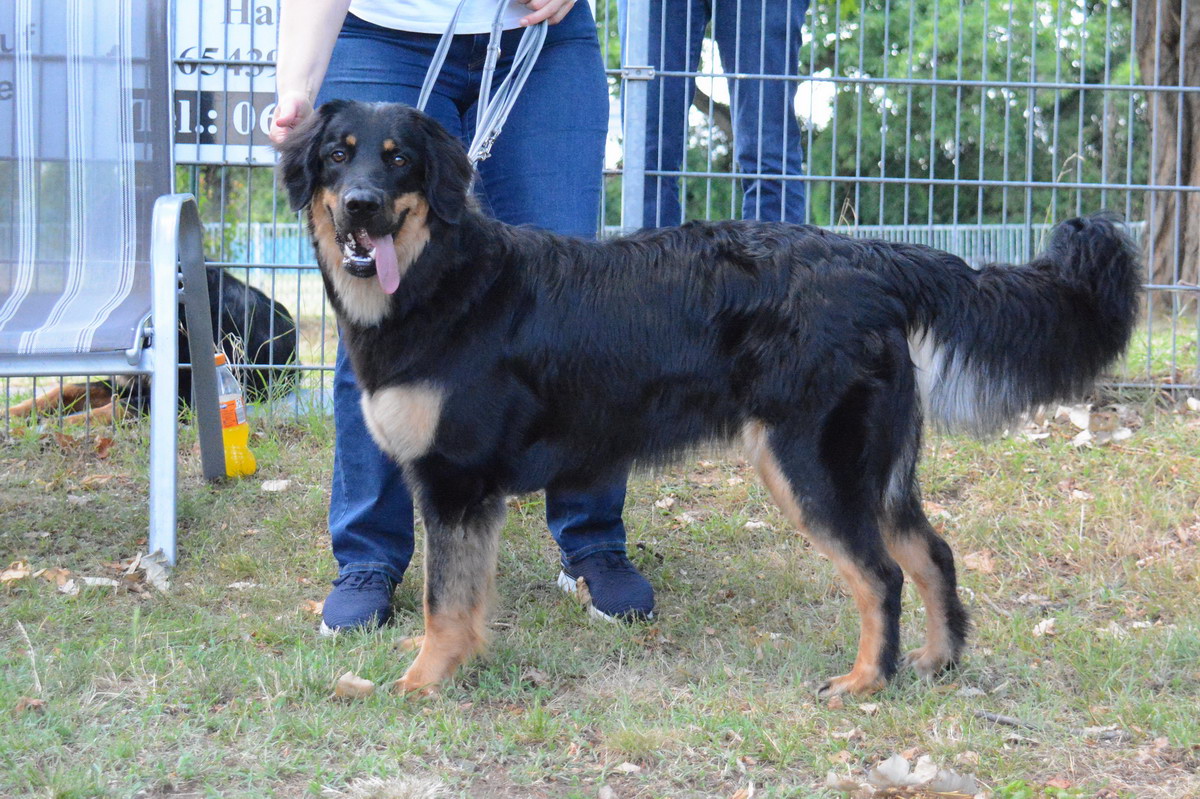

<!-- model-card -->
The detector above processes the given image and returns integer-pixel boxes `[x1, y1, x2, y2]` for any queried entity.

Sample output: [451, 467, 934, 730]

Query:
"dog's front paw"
[392, 666, 442, 697]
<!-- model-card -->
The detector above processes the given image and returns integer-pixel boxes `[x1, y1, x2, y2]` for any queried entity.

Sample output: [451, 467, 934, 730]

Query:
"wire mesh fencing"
[4, 0, 1196, 431]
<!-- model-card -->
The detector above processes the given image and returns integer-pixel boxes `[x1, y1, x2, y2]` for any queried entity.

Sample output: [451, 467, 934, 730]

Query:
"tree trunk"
[1134, 0, 1200, 311]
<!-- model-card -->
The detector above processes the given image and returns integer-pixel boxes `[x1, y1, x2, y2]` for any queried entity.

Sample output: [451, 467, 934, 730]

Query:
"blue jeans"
[320, 5, 630, 584]
[620, 0, 810, 226]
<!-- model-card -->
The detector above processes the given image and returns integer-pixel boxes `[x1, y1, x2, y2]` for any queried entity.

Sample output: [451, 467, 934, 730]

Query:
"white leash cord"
[416, 0, 548, 166]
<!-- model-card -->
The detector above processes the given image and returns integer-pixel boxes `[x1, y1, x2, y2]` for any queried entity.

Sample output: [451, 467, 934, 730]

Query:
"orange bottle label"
[219, 397, 245, 428]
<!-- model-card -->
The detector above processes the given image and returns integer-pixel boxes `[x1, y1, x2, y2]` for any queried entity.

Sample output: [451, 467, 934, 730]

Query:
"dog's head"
[275, 101, 473, 295]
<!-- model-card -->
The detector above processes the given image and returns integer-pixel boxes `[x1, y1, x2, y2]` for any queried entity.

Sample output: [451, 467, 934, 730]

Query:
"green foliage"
[804, 0, 1148, 226]
[993, 779, 1089, 799]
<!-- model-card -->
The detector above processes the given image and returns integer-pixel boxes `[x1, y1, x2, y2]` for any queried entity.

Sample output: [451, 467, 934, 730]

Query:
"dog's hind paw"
[817, 668, 886, 698]
[901, 646, 957, 680]
[399, 635, 424, 652]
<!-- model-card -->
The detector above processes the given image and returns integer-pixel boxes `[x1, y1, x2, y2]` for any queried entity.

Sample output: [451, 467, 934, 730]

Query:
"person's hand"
[270, 91, 314, 145]
[517, 0, 576, 26]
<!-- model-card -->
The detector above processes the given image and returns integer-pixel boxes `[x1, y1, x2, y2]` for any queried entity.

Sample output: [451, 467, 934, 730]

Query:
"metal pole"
[621, 0, 650, 233]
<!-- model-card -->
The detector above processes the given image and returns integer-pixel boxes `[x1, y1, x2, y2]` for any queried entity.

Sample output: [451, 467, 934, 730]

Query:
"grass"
[1, 402, 1199, 798]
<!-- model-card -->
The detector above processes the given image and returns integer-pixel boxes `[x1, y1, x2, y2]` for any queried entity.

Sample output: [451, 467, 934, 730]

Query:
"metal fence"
[7, 0, 1198, 422]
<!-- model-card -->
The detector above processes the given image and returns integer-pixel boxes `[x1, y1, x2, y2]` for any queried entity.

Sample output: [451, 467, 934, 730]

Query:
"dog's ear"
[416, 114, 474, 225]
[274, 100, 347, 211]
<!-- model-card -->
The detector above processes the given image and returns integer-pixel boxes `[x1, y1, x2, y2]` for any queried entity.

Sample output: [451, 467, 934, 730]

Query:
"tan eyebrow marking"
[383, 138, 396, 151]
[345, 134, 357, 146]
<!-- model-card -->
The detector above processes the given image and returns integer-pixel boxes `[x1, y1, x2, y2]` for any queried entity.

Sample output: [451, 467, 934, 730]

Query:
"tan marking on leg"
[62, 399, 122, 427]
[10, 383, 112, 418]
[382, 138, 395, 151]
[887, 534, 955, 678]
[396, 508, 502, 695]
[741, 419, 805, 529]
[818, 565, 887, 697]
[311, 188, 392, 326]
[395, 606, 488, 695]
[9, 386, 66, 418]
[360, 383, 444, 464]
[742, 420, 887, 696]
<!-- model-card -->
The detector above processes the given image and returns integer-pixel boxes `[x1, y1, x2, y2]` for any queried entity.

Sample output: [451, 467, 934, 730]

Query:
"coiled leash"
[417, 0, 549, 166]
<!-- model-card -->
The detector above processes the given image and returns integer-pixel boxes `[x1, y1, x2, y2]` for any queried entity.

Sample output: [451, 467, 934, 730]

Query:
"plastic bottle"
[214, 352, 257, 477]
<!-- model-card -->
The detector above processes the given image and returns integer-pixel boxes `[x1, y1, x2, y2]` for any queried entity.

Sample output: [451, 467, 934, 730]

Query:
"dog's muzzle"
[342, 230, 378, 277]
[337, 220, 405, 294]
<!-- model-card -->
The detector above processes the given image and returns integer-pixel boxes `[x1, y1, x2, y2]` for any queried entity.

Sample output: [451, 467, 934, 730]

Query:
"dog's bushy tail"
[872, 215, 1140, 435]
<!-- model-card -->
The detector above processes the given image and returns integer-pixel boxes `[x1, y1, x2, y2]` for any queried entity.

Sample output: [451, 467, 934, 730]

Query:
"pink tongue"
[371, 234, 400, 294]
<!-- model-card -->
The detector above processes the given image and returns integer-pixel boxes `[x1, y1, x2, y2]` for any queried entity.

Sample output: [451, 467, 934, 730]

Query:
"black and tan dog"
[10, 267, 299, 424]
[277, 100, 1138, 697]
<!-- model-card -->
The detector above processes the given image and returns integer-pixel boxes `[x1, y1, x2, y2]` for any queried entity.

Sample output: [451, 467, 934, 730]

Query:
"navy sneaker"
[557, 550, 655, 622]
[319, 570, 397, 636]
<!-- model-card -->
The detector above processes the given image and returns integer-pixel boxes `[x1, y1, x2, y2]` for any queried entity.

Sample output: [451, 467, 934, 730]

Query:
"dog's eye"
[329, 150, 347, 163]
[391, 153, 409, 168]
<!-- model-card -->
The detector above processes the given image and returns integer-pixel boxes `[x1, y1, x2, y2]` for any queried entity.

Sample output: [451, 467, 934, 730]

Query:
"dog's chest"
[359, 383, 445, 464]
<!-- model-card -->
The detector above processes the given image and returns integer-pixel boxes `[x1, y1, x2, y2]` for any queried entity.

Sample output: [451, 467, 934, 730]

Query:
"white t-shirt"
[348, 0, 529, 34]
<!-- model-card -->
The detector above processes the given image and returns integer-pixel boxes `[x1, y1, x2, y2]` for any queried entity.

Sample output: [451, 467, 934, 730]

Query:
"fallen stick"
[972, 710, 1131, 742]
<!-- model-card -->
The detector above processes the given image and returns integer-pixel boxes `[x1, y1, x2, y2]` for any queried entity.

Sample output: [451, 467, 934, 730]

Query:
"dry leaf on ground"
[520, 667, 549, 687]
[138, 551, 171, 592]
[333, 671, 376, 700]
[962, 551, 995, 573]
[575, 575, 592, 608]
[37, 566, 72, 586]
[1033, 618, 1058, 637]
[828, 753, 979, 797]
[320, 776, 446, 799]
[1, 561, 32, 583]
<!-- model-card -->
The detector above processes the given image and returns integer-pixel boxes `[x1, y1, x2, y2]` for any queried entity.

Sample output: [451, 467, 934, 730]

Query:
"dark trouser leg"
[712, 0, 809, 223]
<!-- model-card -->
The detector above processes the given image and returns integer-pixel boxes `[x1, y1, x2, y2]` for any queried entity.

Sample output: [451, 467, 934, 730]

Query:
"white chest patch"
[360, 383, 445, 464]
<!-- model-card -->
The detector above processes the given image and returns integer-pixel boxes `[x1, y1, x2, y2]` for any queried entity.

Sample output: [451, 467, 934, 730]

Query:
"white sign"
[173, 0, 279, 165]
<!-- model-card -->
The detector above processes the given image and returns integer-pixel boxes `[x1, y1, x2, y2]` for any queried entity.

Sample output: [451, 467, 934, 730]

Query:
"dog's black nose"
[344, 189, 383, 218]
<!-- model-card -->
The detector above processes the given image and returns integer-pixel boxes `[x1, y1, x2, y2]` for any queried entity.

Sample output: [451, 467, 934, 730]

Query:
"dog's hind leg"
[395, 493, 504, 695]
[9, 382, 113, 419]
[62, 398, 124, 427]
[743, 418, 904, 697]
[881, 489, 969, 680]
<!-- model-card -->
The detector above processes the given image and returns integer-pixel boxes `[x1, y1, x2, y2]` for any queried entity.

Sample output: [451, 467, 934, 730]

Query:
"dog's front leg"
[396, 495, 504, 695]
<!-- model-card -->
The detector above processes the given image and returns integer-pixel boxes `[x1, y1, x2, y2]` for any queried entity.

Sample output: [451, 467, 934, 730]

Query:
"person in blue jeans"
[271, 0, 654, 631]
[620, 0, 810, 226]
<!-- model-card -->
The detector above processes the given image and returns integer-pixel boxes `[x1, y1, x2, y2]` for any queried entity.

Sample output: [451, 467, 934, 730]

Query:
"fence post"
[621, 0, 650, 233]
